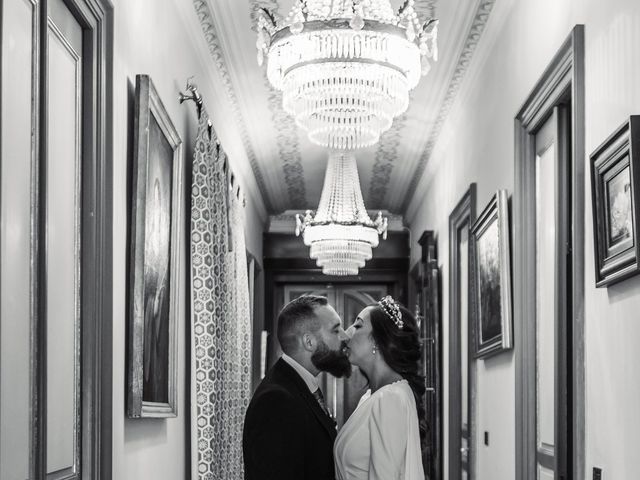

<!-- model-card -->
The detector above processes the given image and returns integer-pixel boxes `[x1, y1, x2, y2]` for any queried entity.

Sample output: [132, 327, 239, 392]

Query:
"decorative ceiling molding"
[193, 0, 273, 211]
[401, 0, 496, 212]
[368, 110, 410, 209]
[252, 0, 307, 208]
[272, 92, 307, 207]
[414, 0, 438, 19]
[367, 0, 438, 210]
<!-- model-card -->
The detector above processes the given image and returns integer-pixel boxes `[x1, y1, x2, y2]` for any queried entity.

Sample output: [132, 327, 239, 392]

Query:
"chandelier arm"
[271, 18, 410, 44]
[282, 58, 408, 79]
[259, 8, 277, 29]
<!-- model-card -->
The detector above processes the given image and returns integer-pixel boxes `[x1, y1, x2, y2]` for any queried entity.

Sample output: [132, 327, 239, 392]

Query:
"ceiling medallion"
[256, 0, 438, 150]
[295, 152, 388, 275]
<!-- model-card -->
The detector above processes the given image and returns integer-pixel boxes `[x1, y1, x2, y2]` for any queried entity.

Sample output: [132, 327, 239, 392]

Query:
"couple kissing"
[243, 294, 426, 480]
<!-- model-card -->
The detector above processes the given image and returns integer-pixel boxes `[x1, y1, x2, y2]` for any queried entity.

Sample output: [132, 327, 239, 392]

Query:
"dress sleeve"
[368, 388, 409, 480]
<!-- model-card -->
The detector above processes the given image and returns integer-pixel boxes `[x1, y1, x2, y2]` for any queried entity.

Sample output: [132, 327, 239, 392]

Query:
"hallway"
[2, 0, 640, 479]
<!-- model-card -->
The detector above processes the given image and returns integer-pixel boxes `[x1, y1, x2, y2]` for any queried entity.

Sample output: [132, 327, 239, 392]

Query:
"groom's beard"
[311, 339, 352, 378]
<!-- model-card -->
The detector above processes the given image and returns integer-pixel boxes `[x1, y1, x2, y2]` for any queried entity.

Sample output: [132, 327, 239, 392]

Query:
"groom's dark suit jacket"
[243, 358, 337, 480]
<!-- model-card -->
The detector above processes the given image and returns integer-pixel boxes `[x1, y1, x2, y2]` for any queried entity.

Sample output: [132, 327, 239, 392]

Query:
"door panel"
[539, 466, 555, 480]
[338, 291, 371, 422]
[0, 0, 37, 478]
[46, 2, 83, 473]
[536, 114, 557, 467]
[334, 287, 387, 427]
[459, 226, 471, 477]
[532, 106, 572, 479]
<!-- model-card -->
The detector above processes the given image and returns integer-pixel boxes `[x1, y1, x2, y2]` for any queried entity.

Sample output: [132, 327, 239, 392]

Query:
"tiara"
[378, 296, 404, 329]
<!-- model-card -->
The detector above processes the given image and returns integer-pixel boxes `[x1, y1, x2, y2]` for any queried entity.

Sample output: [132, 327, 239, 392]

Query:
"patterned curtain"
[191, 110, 251, 480]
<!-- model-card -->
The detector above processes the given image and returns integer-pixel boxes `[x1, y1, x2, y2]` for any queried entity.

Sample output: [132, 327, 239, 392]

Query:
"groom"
[243, 295, 351, 480]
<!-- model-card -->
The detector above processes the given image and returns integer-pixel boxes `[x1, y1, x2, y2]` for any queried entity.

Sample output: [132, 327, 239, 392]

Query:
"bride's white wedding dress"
[334, 379, 425, 480]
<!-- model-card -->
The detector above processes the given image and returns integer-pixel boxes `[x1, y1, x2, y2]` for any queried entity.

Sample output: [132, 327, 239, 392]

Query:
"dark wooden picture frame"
[471, 190, 513, 358]
[128, 74, 183, 418]
[590, 115, 640, 287]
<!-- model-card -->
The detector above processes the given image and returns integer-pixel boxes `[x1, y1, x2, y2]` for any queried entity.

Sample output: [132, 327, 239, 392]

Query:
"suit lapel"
[274, 359, 337, 440]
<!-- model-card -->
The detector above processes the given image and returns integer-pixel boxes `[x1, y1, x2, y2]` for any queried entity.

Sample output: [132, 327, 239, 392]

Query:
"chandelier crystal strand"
[256, 0, 439, 150]
[296, 152, 387, 276]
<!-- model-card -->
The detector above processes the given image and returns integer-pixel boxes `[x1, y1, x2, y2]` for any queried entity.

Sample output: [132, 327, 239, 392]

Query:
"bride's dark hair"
[368, 302, 427, 446]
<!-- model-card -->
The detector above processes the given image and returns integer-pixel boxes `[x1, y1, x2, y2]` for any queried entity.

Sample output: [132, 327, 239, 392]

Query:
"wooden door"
[333, 286, 387, 427]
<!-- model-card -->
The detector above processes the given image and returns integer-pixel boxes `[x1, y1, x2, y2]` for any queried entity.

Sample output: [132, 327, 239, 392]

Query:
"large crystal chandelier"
[256, 0, 438, 150]
[295, 152, 387, 275]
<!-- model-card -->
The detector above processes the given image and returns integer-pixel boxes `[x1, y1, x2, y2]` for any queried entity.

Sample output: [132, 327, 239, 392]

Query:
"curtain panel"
[190, 111, 251, 480]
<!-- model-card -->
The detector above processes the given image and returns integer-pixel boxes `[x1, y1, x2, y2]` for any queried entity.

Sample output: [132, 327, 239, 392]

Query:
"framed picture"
[470, 190, 512, 358]
[128, 74, 183, 418]
[590, 116, 640, 287]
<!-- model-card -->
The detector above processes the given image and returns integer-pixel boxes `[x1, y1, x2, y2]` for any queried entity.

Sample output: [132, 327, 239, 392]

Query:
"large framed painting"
[590, 116, 640, 287]
[471, 190, 513, 358]
[128, 74, 183, 418]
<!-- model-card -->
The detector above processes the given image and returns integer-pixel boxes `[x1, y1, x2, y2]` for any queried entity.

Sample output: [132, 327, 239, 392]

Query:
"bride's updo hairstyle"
[368, 300, 427, 445]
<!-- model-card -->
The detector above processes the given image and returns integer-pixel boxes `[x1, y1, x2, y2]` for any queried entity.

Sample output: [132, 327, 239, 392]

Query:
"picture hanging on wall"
[470, 189, 513, 358]
[128, 74, 184, 418]
[590, 115, 640, 287]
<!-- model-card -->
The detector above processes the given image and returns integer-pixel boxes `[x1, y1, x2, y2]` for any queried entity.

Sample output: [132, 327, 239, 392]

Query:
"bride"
[335, 296, 426, 480]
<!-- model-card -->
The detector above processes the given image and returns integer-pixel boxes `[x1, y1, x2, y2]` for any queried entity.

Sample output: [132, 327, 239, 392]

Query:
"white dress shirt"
[281, 353, 319, 393]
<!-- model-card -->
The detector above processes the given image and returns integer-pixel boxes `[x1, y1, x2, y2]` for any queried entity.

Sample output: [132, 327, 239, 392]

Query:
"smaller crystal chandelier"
[256, 0, 438, 150]
[296, 152, 387, 275]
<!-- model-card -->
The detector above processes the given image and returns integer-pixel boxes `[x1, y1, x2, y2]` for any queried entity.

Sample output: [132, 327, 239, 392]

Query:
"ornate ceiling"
[193, 0, 496, 214]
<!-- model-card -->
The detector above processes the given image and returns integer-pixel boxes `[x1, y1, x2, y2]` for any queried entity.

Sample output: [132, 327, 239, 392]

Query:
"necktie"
[313, 388, 331, 418]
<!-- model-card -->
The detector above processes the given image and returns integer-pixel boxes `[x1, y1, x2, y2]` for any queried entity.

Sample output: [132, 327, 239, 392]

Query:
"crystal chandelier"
[256, 0, 438, 150]
[295, 152, 387, 275]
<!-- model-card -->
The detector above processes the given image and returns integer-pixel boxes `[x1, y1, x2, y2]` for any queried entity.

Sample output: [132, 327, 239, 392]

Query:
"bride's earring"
[372, 344, 377, 355]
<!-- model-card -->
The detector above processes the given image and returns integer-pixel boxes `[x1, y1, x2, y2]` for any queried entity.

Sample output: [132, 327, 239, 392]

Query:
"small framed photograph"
[590, 116, 640, 287]
[471, 190, 513, 358]
[128, 74, 183, 418]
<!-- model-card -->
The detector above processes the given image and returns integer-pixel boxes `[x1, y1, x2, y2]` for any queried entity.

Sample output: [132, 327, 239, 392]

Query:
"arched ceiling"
[193, 0, 496, 214]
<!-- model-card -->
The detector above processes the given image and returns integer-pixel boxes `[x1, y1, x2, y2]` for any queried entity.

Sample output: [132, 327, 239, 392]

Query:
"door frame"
[28, 0, 113, 477]
[418, 230, 443, 480]
[514, 25, 585, 480]
[448, 184, 477, 480]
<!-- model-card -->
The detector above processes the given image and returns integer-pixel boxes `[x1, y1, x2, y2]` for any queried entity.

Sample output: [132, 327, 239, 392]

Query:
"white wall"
[111, 0, 266, 478]
[407, 0, 640, 478]
[582, 2, 640, 477]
